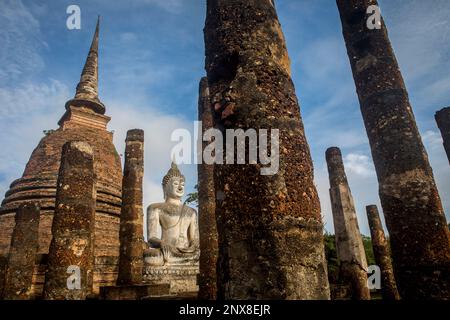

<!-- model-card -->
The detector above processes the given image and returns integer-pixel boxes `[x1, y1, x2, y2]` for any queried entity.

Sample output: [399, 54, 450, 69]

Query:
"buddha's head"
[162, 162, 185, 200]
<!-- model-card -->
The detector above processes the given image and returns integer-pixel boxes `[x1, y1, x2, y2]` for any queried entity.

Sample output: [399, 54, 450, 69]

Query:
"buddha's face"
[164, 177, 185, 200]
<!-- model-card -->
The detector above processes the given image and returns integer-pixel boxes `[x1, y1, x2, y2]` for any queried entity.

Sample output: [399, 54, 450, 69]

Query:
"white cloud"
[92, 0, 185, 14]
[420, 77, 450, 104]
[314, 130, 368, 150]
[119, 32, 138, 43]
[0, 80, 69, 119]
[295, 38, 348, 88]
[0, 0, 45, 85]
[381, 0, 450, 81]
[142, 0, 184, 13]
[106, 99, 198, 226]
[422, 130, 444, 151]
[380, 0, 450, 107]
[344, 153, 376, 178]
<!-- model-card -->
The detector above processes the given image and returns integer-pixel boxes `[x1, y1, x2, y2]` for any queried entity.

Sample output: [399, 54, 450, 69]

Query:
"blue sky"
[1, 0, 449, 236]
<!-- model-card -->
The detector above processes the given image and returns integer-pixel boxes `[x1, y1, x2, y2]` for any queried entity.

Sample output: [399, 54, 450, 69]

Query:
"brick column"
[117, 129, 145, 285]
[205, 0, 330, 299]
[43, 141, 96, 300]
[3, 203, 40, 300]
[366, 205, 400, 300]
[326, 147, 370, 300]
[197, 77, 218, 300]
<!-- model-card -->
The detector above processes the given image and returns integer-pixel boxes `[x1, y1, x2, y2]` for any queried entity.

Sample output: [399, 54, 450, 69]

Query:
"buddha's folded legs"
[144, 244, 200, 266]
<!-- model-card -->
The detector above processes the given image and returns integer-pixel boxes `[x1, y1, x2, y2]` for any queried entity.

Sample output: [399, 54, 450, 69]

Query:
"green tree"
[185, 184, 198, 206]
[361, 235, 376, 266]
[324, 233, 339, 284]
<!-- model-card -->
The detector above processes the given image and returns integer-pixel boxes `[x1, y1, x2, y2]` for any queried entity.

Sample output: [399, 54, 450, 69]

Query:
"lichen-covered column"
[197, 77, 219, 300]
[336, 0, 450, 299]
[326, 147, 370, 300]
[3, 203, 40, 300]
[366, 205, 400, 300]
[204, 0, 330, 299]
[43, 142, 96, 300]
[117, 129, 145, 285]
[435, 107, 450, 164]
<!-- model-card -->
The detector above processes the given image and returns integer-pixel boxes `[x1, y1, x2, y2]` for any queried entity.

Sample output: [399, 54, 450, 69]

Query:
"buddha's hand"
[148, 237, 162, 248]
[179, 239, 199, 253]
[190, 238, 200, 249]
[160, 241, 173, 260]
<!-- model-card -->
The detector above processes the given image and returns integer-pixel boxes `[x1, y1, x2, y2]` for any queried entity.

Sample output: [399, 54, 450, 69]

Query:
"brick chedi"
[0, 18, 123, 296]
[204, 0, 330, 299]
[197, 77, 218, 300]
[336, 0, 450, 299]
[435, 107, 450, 164]
[366, 205, 400, 300]
[43, 142, 96, 300]
[326, 147, 370, 300]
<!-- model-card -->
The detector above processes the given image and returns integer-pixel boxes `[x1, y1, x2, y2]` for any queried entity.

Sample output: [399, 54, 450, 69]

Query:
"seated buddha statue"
[144, 162, 200, 266]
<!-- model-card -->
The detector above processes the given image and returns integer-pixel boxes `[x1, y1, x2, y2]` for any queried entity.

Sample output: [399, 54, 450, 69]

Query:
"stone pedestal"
[43, 141, 96, 300]
[143, 265, 199, 295]
[337, 0, 450, 299]
[3, 203, 40, 300]
[100, 283, 171, 300]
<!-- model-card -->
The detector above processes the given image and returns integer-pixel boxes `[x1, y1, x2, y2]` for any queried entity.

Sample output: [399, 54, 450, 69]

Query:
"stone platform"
[99, 284, 171, 300]
[99, 265, 199, 300]
[143, 265, 199, 294]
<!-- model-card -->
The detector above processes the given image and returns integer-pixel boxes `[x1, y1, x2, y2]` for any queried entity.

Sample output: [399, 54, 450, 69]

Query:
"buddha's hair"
[162, 161, 185, 189]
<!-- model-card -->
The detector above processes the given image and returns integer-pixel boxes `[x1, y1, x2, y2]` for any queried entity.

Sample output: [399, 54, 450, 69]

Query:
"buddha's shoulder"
[147, 203, 166, 211]
[183, 205, 197, 217]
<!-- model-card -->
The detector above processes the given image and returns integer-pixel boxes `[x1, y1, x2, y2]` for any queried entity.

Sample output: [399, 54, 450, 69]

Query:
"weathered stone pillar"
[204, 0, 330, 299]
[43, 141, 96, 300]
[3, 203, 40, 300]
[0, 256, 6, 298]
[435, 107, 450, 164]
[197, 77, 218, 300]
[336, 0, 450, 299]
[366, 205, 400, 300]
[326, 147, 370, 300]
[117, 129, 145, 285]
